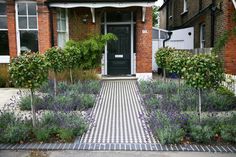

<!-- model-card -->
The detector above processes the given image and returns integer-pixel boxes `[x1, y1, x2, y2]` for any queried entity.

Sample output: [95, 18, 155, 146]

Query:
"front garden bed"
[138, 79, 236, 145]
[0, 80, 101, 144]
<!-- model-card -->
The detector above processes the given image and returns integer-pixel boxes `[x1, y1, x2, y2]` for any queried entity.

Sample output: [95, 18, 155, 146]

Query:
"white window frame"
[0, 0, 10, 63]
[15, 1, 38, 56]
[183, 0, 188, 12]
[57, 8, 69, 48]
[200, 23, 206, 48]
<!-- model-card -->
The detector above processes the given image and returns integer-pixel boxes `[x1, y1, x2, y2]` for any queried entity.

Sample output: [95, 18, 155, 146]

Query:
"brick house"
[0, 0, 156, 79]
[158, 0, 236, 75]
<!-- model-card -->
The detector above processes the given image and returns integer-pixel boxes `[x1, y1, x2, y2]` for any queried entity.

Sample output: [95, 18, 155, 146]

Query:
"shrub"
[153, 111, 185, 144]
[58, 128, 74, 141]
[155, 47, 175, 79]
[221, 125, 236, 143]
[167, 50, 191, 78]
[49, 95, 77, 111]
[19, 95, 44, 111]
[153, 80, 177, 95]
[83, 80, 101, 94]
[1, 123, 31, 143]
[202, 90, 236, 111]
[144, 95, 159, 110]
[0, 112, 16, 129]
[138, 81, 153, 94]
[34, 127, 52, 142]
[39, 112, 87, 138]
[189, 124, 215, 143]
[217, 86, 235, 97]
[79, 94, 95, 110]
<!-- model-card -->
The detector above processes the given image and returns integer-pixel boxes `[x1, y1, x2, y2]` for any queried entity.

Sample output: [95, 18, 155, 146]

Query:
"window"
[57, 8, 68, 48]
[16, 2, 38, 54]
[183, 0, 188, 12]
[0, 1, 9, 56]
[200, 23, 206, 48]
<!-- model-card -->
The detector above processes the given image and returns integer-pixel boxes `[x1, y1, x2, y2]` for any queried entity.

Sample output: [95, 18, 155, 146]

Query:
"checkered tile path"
[80, 80, 157, 144]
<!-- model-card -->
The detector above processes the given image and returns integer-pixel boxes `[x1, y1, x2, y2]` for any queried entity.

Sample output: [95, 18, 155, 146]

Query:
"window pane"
[0, 31, 9, 55]
[20, 31, 38, 53]
[107, 12, 131, 22]
[58, 32, 67, 48]
[57, 18, 61, 30]
[28, 3, 36, 15]
[0, 3, 6, 15]
[28, 17, 37, 29]
[61, 19, 66, 31]
[0, 17, 7, 29]
[19, 17, 27, 29]
[18, 3, 27, 15]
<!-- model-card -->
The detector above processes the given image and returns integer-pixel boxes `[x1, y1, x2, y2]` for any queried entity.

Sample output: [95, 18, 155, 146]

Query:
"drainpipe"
[211, 0, 216, 47]
[163, 31, 173, 47]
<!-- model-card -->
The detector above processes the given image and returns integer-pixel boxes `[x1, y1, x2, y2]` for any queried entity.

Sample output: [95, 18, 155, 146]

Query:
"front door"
[107, 25, 131, 75]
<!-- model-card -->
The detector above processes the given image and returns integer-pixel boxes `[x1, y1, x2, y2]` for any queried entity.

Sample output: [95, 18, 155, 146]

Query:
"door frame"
[102, 12, 135, 75]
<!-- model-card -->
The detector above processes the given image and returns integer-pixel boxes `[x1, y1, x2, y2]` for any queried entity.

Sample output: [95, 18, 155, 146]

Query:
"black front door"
[107, 25, 131, 75]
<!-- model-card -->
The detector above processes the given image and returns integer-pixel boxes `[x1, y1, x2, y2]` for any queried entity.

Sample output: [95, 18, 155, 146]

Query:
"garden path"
[80, 80, 157, 144]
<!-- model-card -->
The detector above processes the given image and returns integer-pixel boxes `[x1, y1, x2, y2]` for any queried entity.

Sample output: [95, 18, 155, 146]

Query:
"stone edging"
[0, 143, 235, 153]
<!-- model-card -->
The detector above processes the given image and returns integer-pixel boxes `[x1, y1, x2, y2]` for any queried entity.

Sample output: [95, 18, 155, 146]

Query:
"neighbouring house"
[0, 0, 156, 80]
[158, 0, 236, 92]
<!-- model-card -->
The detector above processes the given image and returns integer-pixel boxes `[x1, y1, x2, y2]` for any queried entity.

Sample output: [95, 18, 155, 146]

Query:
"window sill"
[181, 10, 188, 16]
[0, 56, 10, 63]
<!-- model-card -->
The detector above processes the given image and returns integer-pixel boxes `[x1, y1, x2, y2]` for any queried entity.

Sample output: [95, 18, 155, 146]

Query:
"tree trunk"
[53, 71, 57, 96]
[178, 77, 181, 95]
[163, 68, 166, 82]
[30, 89, 37, 127]
[70, 68, 73, 84]
[198, 88, 202, 123]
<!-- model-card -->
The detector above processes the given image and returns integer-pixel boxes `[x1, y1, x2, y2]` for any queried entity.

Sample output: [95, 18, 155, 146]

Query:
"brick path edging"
[0, 143, 235, 153]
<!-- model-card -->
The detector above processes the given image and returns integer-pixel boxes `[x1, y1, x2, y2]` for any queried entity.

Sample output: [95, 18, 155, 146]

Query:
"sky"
[155, 0, 164, 7]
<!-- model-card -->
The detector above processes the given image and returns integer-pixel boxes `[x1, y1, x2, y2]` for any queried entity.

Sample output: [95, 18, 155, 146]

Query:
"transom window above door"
[102, 12, 136, 23]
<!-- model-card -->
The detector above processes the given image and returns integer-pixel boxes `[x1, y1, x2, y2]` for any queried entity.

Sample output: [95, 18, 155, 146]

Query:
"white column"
[131, 12, 134, 75]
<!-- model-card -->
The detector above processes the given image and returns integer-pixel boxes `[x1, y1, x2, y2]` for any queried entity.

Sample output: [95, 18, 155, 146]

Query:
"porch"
[49, 0, 155, 80]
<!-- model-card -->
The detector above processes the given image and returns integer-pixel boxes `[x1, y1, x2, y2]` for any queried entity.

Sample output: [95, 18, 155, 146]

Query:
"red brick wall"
[136, 7, 152, 73]
[37, 0, 52, 53]
[7, 0, 17, 58]
[224, 0, 236, 75]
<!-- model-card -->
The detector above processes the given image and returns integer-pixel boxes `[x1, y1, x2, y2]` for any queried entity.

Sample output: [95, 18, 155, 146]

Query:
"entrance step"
[102, 76, 137, 81]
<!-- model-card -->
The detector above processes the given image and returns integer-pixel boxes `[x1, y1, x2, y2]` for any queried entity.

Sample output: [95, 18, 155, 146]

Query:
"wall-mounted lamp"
[82, 14, 89, 24]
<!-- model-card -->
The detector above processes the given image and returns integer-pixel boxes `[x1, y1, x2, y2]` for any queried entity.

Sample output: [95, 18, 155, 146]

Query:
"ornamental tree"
[64, 40, 82, 83]
[155, 47, 175, 80]
[9, 53, 49, 127]
[45, 47, 66, 95]
[182, 54, 224, 121]
[167, 50, 191, 88]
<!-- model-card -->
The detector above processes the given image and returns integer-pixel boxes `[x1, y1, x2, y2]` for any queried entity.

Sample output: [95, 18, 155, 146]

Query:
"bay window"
[16, 2, 38, 54]
[0, 1, 9, 57]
